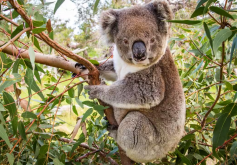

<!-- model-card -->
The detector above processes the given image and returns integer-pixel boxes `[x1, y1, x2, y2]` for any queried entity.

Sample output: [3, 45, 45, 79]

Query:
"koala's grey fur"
[84, 0, 186, 163]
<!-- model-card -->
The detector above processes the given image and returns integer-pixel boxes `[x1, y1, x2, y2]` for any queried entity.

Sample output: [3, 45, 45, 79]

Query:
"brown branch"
[75, 150, 101, 162]
[0, 41, 81, 74]
[201, 42, 225, 128]
[197, 133, 237, 165]
[0, 27, 31, 51]
[0, 14, 18, 26]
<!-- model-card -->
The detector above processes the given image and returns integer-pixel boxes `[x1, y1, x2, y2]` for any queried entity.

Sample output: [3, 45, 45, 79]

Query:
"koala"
[82, 0, 186, 163]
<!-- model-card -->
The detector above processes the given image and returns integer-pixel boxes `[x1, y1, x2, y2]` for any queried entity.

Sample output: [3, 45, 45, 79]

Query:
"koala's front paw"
[84, 85, 100, 99]
[72, 63, 89, 79]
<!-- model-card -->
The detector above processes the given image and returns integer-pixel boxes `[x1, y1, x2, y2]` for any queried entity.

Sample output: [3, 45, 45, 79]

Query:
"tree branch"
[0, 41, 81, 74]
[0, 27, 31, 51]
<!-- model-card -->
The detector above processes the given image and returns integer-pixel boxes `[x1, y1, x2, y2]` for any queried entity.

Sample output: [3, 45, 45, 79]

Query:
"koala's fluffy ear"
[147, 0, 173, 21]
[100, 10, 118, 45]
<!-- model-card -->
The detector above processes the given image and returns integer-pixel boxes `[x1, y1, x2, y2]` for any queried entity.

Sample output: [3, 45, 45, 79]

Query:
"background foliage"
[0, 0, 237, 164]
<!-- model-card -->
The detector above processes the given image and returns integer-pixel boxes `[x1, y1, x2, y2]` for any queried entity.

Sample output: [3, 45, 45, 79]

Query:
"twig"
[0, 14, 18, 26]
[190, 39, 221, 66]
[201, 42, 225, 127]
[197, 133, 237, 165]
[0, 27, 31, 51]
[75, 150, 101, 162]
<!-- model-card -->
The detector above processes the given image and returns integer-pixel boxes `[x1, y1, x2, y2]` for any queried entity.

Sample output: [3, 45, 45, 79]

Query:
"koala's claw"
[75, 63, 86, 70]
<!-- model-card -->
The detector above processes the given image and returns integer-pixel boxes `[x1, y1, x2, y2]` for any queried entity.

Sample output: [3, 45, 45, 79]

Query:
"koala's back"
[113, 48, 185, 162]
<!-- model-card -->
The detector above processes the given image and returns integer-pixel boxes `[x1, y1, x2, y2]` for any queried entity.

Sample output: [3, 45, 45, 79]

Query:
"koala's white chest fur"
[113, 45, 147, 80]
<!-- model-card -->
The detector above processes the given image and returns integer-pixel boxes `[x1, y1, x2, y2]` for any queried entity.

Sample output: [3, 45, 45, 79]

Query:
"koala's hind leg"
[117, 111, 160, 163]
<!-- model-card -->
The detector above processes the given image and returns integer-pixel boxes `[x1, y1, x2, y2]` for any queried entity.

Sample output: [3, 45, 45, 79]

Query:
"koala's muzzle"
[132, 41, 146, 61]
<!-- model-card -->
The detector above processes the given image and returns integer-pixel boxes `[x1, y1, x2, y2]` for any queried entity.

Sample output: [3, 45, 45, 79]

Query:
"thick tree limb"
[0, 41, 80, 74]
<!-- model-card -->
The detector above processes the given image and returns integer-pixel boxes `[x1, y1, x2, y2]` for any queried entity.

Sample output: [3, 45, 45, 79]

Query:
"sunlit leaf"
[0, 73, 21, 93]
[229, 35, 237, 70]
[93, 0, 100, 14]
[22, 111, 37, 119]
[203, 22, 214, 53]
[196, 0, 208, 9]
[210, 6, 234, 20]
[32, 28, 46, 34]
[32, 36, 43, 52]
[191, 7, 207, 18]
[6, 153, 14, 165]
[0, 124, 12, 149]
[213, 29, 232, 54]
[82, 108, 93, 121]
[213, 113, 231, 152]
[54, 0, 65, 14]
[3, 92, 17, 118]
[72, 105, 78, 116]
[28, 47, 35, 71]
[53, 158, 64, 165]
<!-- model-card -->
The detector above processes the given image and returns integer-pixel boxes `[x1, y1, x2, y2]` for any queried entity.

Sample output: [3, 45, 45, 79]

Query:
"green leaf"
[93, 0, 100, 14]
[54, 0, 65, 14]
[82, 108, 93, 121]
[72, 105, 78, 116]
[176, 149, 192, 165]
[39, 145, 49, 156]
[49, 31, 54, 54]
[24, 68, 45, 101]
[22, 111, 37, 119]
[196, 0, 208, 9]
[17, 0, 24, 5]
[12, 10, 19, 19]
[209, 6, 234, 20]
[191, 60, 203, 74]
[82, 101, 96, 107]
[213, 29, 232, 54]
[224, 81, 233, 90]
[32, 36, 43, 52]
[191, 7, 207, 18]
[167, 20, 202, 25]
[53, 158, 64, 165]
[88, 136, 94, 148]
[12, 116, 18, 136]
[75, 98, 84, 109]
[89, 59, 100, 65]
[204, 0, 214, 14]
[28, 46, 35, 71]
[229, 35, 237, 70]
[77, 84, 83, 98]
[0, 73, 21, 93]
[222, 103, 237, 117]
[32, 20, 44, 27]
[93, 105, 106, 116]
[0, 124, 12, 148]
[107, 147, 118, 156]
[32, 28, 46, 34]
[68, 87, 74, 98]
[230, 141, 237, 158]
[6, 153, 14, 165]
[203, 22, 214, 53]
[0, 104, 5, 112]
[71, 134, 85, 154]
[11, 25, 23, 39]
[18, 121, 27, 140]
[212, 113, 231, 152]
[3, 92, 17, 118]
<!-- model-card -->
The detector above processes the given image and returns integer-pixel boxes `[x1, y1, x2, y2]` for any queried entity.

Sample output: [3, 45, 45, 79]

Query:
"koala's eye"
[150, 38, 155, 43]
[123, 38, 129, 45]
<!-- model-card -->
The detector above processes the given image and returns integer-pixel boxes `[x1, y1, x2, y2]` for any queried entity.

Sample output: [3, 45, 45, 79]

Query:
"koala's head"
[100, 0, 172, 67]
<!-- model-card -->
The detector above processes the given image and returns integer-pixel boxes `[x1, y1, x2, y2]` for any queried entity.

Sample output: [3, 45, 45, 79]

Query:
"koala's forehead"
[117, 7, 158, 36]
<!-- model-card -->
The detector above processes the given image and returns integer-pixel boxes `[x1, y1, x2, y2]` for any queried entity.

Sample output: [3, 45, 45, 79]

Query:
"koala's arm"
[74, 59, 117, 81]
[96, 59, 117, 81]
[85, 66, 165, 109]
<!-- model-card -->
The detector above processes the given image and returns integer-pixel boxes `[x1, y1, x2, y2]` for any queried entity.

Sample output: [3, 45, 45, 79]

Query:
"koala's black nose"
[132, 41, 146, 61]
